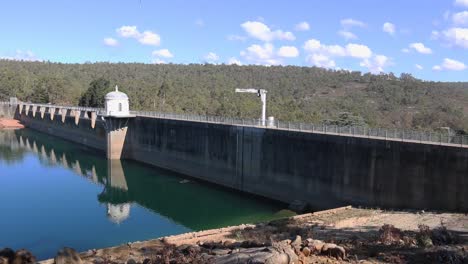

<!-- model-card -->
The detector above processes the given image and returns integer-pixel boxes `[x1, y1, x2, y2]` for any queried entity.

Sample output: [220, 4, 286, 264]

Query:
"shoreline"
[36, 206, 467, 263]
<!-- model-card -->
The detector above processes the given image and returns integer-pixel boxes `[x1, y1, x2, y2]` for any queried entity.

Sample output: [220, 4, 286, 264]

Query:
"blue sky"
[0, 0, 467, 81]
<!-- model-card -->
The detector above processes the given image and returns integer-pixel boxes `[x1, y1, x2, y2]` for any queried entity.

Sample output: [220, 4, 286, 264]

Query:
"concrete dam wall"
[0, 104, 16, 118]
[2, 104, 467, 211]
[125, 117, 467, 212]
[13, 106, 107, 151]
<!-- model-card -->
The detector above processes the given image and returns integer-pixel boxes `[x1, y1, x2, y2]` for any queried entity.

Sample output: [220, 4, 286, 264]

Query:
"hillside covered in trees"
[0, 60, 467, 132]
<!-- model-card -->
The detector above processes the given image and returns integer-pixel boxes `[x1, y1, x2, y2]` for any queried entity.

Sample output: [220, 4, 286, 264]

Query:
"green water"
[0, 129, 292, 260]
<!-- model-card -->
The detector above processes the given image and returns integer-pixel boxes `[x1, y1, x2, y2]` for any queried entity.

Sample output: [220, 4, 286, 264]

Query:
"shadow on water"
[1, 128, 293, 231]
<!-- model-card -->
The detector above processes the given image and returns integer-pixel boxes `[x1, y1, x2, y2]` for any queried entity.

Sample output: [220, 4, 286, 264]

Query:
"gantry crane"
[235, 88, 267, 126]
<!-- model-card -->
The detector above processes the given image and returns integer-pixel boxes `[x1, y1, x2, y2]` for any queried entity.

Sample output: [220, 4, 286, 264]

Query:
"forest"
[0, 60, 467, 133]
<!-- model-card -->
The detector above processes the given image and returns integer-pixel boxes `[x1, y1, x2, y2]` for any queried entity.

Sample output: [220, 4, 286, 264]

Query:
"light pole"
[235, 88, 267, 126]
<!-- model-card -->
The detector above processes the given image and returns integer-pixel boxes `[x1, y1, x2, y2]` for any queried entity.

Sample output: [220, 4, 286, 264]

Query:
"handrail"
[129, 110, 468, 148]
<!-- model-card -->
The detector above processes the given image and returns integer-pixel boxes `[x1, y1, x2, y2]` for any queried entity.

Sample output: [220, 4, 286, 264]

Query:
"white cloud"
[433, 58, 467, 71]
[277, 46, 299, 57]
[116, 25, 160, 46]
[306, 54, 336, 68]
[325, 45, 347, 56]
[442, 27, 468, 48]
[383, 22, 396, 35]
[227, 35, 247, 41]
[442, 58, 467, 70]
[454, 0, 468, 7]
[341, 18, 366, 28]
[360, 55, 390, 73]
[401, 48, 410, 53]
[338, 30, 357, 40]
[303, 39, 322, 52]
[103, 37, 118, 46]
[409, 43, 433, 54]
[0, 50, 40, 61]
[304, 39, 372, 59]
[453, 11, 468, 25]
[431, 30, 440, 40]
[241, 21, 295, 41]
[303, 39, 346, 56]
[117, 26, 140, 38]
[303, 39, 382, 70]
[152, 49, 173, 58]
[415, 64, 423, 70]
[227, 57, 242, 65]
[240, 43, 281, 65]
[204, 52, 219, 62]
[138, 31, 160, 46]
[295, 21, 310, 31]
[346, 43, 372, 59]
[152, 58, 166, 64]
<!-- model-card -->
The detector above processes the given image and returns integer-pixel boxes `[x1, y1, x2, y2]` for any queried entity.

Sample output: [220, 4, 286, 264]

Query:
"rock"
[11, 249, 36, 264]
[126, 258, 137, 264]
[309, 240, 325, 253]
[142, 259, 151, 264]
[302, 247, 311, 257]
[0, 248, 15, 263]
[92, 257, 106, 264]
[321, 243, 346, 260]
[291, 235, 302, 254]
[211, 249, 231, 256]
[54, 247, 82, 264]
[291, 235, 302, 246]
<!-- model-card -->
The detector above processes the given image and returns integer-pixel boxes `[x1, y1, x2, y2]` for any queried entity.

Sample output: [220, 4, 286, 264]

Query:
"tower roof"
[105, 85, 128, 100]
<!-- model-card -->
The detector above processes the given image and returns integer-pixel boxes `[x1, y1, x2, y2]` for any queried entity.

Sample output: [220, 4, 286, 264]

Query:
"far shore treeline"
[0, 60, 467, 133]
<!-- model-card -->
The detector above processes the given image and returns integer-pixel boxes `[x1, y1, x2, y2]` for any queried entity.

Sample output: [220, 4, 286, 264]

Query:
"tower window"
[119, 103, 122, 112]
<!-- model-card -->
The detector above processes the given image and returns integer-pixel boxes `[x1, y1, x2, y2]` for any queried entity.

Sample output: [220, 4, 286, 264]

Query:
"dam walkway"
[2, 101, 467, 148]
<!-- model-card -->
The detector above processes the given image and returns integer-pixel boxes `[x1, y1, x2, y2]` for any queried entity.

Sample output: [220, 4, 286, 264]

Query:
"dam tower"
[104, 86, 134, 160]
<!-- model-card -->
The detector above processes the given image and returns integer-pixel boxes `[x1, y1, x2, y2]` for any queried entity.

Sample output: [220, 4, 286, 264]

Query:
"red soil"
[0, 118, 24, 129]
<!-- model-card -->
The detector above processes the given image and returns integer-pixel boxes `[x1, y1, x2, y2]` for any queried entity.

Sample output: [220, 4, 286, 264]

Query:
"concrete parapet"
[49, 107, 56, 120]
[60, 108, 67, 123]
[91, 112, 97, 128]
[40, 107, 45, 119]
[74, 110, 80, 125]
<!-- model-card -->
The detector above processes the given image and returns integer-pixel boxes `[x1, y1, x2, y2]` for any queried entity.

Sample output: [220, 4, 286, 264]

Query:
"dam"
[0, 92, 467, 213]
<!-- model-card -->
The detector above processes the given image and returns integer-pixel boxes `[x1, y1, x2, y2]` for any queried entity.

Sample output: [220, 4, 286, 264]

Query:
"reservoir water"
[0, 129, 292, 260]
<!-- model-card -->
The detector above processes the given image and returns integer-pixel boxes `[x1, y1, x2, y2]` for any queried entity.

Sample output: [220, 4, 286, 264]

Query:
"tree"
[79, 78, 110, 107]
[31, 80, 50, 103]
[158, 81, 171, 109]
[324, 112, 367, 127]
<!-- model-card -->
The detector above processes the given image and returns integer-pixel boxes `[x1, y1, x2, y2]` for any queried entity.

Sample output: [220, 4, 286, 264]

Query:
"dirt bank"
[36, 206, 467, 264]
[0, 118, 24, 129]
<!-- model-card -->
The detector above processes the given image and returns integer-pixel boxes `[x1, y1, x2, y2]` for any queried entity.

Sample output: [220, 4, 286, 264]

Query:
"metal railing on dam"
[2, 101, 467, 148]
[129, 110, 468, 148]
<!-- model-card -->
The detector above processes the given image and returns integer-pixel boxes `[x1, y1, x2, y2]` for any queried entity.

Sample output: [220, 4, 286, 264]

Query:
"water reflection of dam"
[1, 129, 281, 230]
